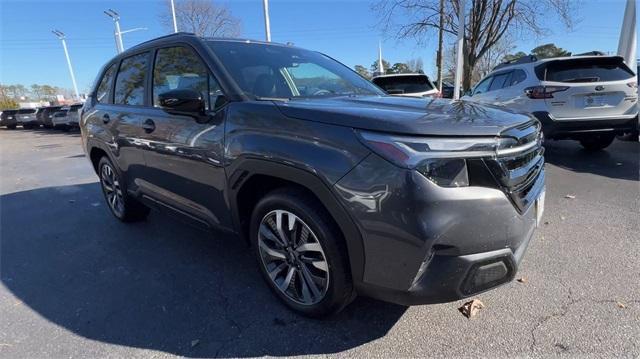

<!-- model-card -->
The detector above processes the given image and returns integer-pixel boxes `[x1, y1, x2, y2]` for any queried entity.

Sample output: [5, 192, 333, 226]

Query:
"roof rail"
[573, 51, 606, 56]
[493, 55, 538, 71]
[127, 32, 197, 51]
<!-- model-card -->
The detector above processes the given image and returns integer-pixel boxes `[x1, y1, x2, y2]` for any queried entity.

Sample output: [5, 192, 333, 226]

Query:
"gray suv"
[80, 33, 546, 317]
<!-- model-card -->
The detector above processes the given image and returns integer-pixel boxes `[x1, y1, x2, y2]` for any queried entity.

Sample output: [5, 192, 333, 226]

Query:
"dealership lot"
[0, 128, 638, 357]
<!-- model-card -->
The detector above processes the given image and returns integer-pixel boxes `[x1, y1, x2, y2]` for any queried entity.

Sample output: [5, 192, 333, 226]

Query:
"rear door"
[538, 57, 637, 119]
[137, 45, 231, 229]
[108, 52, 152, 191]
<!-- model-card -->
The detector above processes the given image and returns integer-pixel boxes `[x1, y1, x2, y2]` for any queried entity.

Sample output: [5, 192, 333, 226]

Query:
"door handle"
[142, 119, 156, 133]
[102, 114, 110, 124]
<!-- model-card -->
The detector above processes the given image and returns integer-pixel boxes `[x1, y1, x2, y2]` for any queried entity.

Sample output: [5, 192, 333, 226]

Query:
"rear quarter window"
[536, 58, 634, 83]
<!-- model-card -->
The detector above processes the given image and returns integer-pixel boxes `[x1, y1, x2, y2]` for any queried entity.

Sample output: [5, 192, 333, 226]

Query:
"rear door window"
[114, 52, 149, 106]
[96, 63, 117, 103]
[509, 69, 527, 86]
[537, 57, 634, 83]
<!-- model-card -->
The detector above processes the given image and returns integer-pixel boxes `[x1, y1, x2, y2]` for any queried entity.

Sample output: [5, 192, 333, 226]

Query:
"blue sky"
[0, 0, 632, 93]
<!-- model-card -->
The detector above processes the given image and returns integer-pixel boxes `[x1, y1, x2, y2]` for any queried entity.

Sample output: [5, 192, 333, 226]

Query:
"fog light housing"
[461, 258, 513, 295]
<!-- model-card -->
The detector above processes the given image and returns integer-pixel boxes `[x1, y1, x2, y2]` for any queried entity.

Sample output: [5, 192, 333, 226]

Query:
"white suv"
[463, 55, 638, 150]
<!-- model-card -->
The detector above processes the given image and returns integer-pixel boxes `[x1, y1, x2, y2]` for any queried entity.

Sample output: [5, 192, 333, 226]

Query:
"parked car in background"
[372, 73, 440, 98]
[65, 104, 83, 130]
[463, 55, 638, 150]
[0, 109, 19, 129]
[16, 108, 40, 129]
[40, 106, 63, 129]
[51, 108, 70, 130]
[81, 33, 545, 317]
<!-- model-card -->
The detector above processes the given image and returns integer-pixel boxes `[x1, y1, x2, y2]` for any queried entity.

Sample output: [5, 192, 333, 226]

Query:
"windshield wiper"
[561, 77, 600, 83]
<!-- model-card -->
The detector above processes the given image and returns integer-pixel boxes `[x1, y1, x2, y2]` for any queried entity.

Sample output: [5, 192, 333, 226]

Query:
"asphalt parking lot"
[0, 127, 638, 358]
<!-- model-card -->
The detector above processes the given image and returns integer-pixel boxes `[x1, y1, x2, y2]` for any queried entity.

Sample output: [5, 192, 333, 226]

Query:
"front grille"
[485, 120, 545, 213]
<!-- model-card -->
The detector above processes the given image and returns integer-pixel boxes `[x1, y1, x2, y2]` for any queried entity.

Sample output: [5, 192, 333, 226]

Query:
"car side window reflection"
[153, 46, 222, 110]
[114, 52, 149, 106]
[96, 64, 116, 104]
[473, 76, 492, 95]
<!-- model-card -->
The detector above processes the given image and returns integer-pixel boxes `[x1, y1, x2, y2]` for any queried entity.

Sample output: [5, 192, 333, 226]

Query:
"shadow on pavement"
[0, 183, 406, 357]
[543, 140, 639, 181]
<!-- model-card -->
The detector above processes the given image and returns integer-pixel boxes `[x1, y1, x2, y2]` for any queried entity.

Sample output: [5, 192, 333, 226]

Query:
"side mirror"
[159, 89, 205, 114]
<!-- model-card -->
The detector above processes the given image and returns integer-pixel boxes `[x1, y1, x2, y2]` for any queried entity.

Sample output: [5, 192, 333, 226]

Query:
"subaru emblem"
[595, 85, 605, 91]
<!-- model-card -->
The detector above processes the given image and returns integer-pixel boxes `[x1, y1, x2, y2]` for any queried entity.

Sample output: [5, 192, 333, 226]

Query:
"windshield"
[372, 75, 435, 94]
[207, 41, 384, 99]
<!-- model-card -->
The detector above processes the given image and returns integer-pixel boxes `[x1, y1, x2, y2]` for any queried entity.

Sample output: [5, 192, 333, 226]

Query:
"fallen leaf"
[191, 339, 200, 347]
[616, 301, 626, 309]
[544, 221, 550, 225]
[517, 277, 527, 283]
[564, 194, 576, 199]
[459, 299, 484, 318]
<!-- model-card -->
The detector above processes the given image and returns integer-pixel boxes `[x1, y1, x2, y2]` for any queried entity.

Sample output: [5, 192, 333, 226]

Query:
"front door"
[137, 45, 231, 230]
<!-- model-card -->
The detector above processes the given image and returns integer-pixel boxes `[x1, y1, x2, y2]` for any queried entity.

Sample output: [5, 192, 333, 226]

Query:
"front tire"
[579, 133, 615, 151]
[250, 188, 354, 317]
[98, 156, 150, 222]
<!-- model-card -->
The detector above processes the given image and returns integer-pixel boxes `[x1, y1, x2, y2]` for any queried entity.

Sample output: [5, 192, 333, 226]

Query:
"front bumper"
[334, 153, 544, 306]
[533, 112, 639, 139]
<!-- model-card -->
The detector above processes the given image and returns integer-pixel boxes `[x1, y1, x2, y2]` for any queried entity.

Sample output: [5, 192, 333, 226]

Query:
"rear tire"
[98, 156, 150, 222]
[579, 133, 615, 151]
[250, 188, 354, 317]
[7, 125, 16, 130]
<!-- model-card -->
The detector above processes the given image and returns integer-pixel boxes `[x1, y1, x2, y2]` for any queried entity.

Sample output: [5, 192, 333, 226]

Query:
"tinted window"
[489, 72, 511, 91]
[153, 46, 213, 108]
[536, 57, 634, 83]
[96, 63, 117, 103]
[473, 76, 492, 95]
[372, 75, 435, 94]
[510, 70, 527, 86]
[207, 41, 383, 98]
[114, 52, 149, 106]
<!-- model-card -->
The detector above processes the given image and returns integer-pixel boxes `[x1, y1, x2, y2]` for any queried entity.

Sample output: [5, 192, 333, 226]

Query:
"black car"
[81, 33, 545, 317]
[0, 109, 19, 129]
[40, 106, 63, 129]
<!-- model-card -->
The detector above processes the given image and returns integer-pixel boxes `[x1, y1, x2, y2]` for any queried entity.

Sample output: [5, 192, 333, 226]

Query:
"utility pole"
[453, 0, 465, 100]
[263, 0, 271, 42]
[104, 9, 124, 54]
[436, 0, 445, 93]
[377, 41, 385, 75]
[51, 30, 80, 100]
[170, 0, 178, 33]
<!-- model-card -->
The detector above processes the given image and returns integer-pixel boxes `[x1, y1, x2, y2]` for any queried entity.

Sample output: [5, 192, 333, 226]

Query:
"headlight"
[357, 130, 520, 187]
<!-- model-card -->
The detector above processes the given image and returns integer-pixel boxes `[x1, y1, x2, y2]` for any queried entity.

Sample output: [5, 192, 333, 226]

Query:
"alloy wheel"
[100, 163, 124, 217]
[258, 210, 330, 305]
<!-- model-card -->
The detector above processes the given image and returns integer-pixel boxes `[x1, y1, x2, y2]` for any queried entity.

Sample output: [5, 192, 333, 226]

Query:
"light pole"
[104, 9, 124, 54]
[51, 30, 80, 100]
[453, 0, 465, 100]
[262, 0, 271, 42]
[170, 0, 178, 33]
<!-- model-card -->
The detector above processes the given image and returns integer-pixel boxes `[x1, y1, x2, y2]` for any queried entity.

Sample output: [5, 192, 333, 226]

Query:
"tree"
[389, 62, 412, 74]
[375, 0, 576, 90]
[30, 84, 42, 100]
[502, 51, 527, 63]
[371, 59, 392, 74]
[531, 43, 570, 58]
[159, 0, 241, 37]
[354, 65, 372, 79]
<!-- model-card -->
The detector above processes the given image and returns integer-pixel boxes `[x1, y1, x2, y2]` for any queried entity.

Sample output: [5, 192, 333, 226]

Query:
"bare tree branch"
[159, 0, 242, 38]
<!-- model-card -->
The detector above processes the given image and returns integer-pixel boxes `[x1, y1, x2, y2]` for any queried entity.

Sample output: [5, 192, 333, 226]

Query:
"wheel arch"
[229, 159, 365, 283]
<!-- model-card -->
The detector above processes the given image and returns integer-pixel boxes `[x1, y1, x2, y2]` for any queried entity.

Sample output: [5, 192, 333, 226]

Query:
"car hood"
[275, 96, 533, 136]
